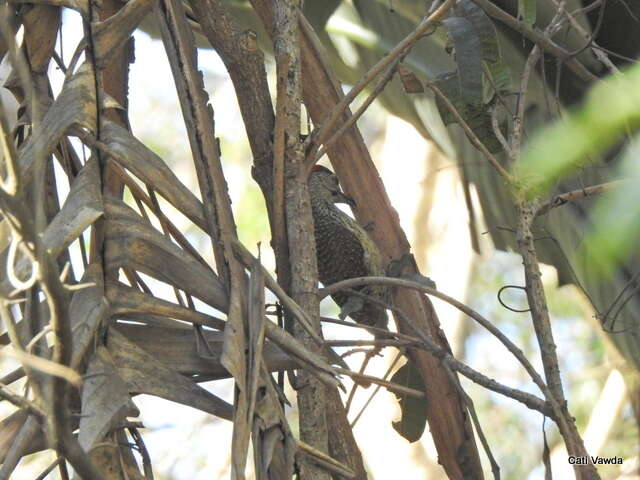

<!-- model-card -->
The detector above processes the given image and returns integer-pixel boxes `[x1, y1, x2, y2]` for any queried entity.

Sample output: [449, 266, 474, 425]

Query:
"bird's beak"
[334, 191, 357, 209]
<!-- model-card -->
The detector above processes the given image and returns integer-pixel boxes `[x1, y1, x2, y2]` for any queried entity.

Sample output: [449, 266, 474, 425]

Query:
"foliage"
[516, 63, 640, 196]
[0, 0, 638, 479]
[516, 63, 640, 278]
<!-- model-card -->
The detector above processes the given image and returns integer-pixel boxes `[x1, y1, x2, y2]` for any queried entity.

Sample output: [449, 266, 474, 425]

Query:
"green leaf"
[450, 1, 511, 101]
[484, 61, 512, 99]
[516, 63, 640, 196]
[583, 138, 640, 278]
[453, 0, 500, 63]
[518, 0, 537, 27]
[434, 72, 503, 153]
[391, 361, 428, 443]
[434, 72, 462, 125]
[442, 16, 483, 105]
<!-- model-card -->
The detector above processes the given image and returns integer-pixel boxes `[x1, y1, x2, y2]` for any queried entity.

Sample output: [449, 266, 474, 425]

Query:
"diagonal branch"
[470, 0, 599, 83]
[535, 180, 624, 217]
[303, 0, 456, 168]
[253, 3, 488, 477]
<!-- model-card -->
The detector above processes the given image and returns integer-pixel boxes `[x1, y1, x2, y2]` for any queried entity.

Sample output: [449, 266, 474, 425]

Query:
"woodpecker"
[308, 165, 389, 333]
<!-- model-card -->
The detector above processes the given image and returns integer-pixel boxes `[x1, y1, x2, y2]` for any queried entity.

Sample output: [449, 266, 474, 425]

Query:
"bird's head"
[309, 165, 356, 208]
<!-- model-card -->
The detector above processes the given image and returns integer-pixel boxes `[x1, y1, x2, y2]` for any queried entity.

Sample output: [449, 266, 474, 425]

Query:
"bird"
[308, 165, 390, 334]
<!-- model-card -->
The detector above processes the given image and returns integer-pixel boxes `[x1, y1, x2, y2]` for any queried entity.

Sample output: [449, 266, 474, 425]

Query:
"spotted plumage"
[308, 166, 389, 332]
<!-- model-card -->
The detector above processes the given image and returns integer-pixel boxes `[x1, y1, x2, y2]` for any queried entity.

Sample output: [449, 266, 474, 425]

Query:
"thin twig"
[327, 339, 416, 348]
[232, 240, 324, 345]
[0, 4, 39, 126]
[511, 45, 541, 156]
[0, 91, 19, 196]
[552, 0, 619, 74]
[321, 315, 413, 339]
[322, 279, 551, 415]
[515, 201, 599, 478]
[312, 55, 403, 164]
[427, 83, 514, 183]
[321, 276, 555, 412]
[444, 368, 501, 480]
[512, 4, 567, 156]
[601, 272, 640, 333]
[349, 351, 402, 427]
[491, 104, 515, 160]
[0, 347, 81, 386]
[536, 180, 624, 217]
[296, 440, 356, 479]
[471, 0, 599, 83]
[335, 367, 425, 399]
[34, 458, 64, 480]
[344, 349, 376, 414]
[303, 0, 456, 168]
[0, 385, 45, 416]
[0, 367, 25, 385]
[128, 427, 154, 480]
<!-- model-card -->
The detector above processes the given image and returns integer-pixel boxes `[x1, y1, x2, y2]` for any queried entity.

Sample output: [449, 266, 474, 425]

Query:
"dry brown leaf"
[0, 410, 33, 462]
[100, 121, 207, 229]
[0, 415, 40, 478]
[23, 5, 60, 73]
[261, 321, 340, 389]
[43, 157, 103, 256]
[93, 0, 156, 66]
[0, 157, 102, 295]
[108, 327, 233, 420]
[78, 347, 139, 451]
[247, 257, 266, 423]
[18, 63, 97, 182]
[252, 364, 296, 480]
[69, 263, 109, 369]
[103, 195, 228, 311]
[107, 281, 226, 330]
[398, 64, 425, 94]
[154, 12, 250, 466]
[113, 322, 294, 378]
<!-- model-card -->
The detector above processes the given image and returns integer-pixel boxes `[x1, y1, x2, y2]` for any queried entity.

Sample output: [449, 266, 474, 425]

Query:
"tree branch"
[273, 2, 330, 479]
[535, 180, 623, 217]
[470, 0, 599, 83]
[304, 0, 457, 168]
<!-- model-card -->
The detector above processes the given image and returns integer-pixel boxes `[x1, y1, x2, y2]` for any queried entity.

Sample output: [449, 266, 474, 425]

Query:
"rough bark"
[249, 2, 485, 478]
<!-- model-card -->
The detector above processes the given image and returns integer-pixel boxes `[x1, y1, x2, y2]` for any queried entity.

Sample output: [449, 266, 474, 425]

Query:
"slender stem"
[535, 180, 623, 217]
[274, 2, 330, 479]
[312, 58, 401, 165]
[512, 4, 567, 156]
[427, 83, 514, 183]
[511, 45, 540, 157]
[232, 240, 324, 345]
[516, 202, 600, 479]
[335, 367, 426, 399]
[321, 276, 558, 405]
[304, 0, 456, 168]
[349, 352, 402, 427]
[470, 0, 598, 83]
[320, 277, 552, 416]
[549, 0, 619, 74]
